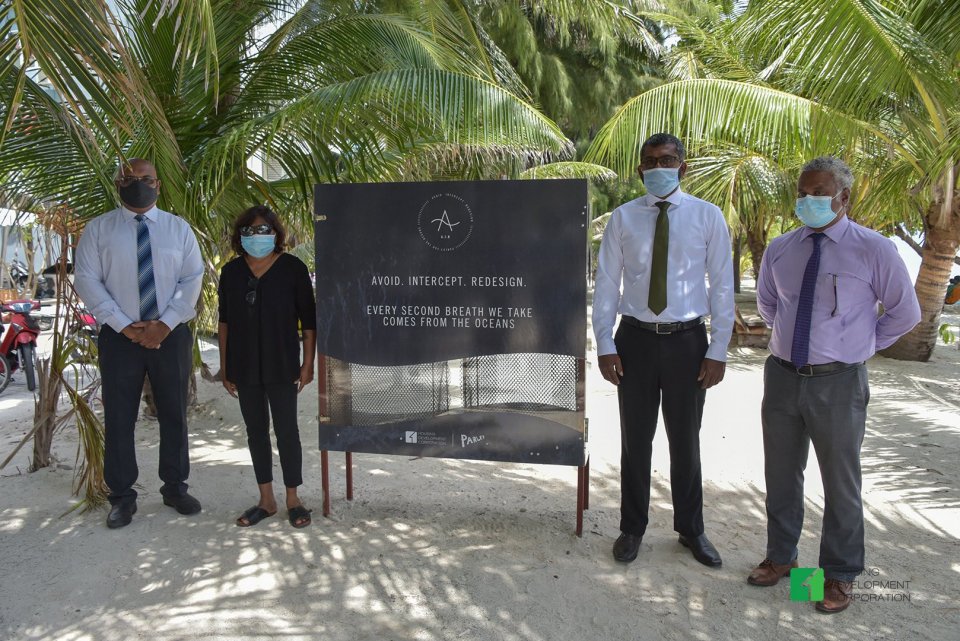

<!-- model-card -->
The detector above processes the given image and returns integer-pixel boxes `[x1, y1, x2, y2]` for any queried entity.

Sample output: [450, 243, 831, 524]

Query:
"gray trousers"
[761, 356, 869, 582]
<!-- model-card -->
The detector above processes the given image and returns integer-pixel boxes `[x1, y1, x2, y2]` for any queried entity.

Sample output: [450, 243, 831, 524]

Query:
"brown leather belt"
[621, 316, 704, 335]
[771, 355, 862, 377]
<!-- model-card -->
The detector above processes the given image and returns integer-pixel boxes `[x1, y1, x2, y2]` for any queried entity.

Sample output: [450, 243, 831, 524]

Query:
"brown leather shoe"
[816, 579, 853, 614]
[747, 558, 799, 586]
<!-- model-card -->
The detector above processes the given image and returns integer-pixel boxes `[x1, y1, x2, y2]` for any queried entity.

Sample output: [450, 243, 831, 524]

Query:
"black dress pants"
[99, 324, 192, 506]
[615, 322, 708, 537]
[237, 382, 303, 488]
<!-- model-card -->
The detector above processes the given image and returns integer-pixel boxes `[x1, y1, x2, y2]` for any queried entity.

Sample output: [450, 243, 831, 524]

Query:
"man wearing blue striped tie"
[75, 159, 204, 529]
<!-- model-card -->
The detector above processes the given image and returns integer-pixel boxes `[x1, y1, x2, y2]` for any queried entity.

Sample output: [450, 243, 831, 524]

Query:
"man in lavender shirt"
[747, 157, 920, 613]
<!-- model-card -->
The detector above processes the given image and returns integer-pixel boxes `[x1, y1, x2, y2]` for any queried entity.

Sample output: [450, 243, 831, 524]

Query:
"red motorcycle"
[0, 299, 41, 393]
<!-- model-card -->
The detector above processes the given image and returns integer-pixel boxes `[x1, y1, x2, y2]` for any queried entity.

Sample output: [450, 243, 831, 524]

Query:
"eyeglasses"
[239, 224, 274, 236]
[640, 155, 682, 169]
[117, 175, 158, 187]
[245, 277, 259, 306]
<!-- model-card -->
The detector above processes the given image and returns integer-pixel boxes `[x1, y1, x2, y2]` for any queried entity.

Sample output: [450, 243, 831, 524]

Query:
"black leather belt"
[771, 355, 861, 377]
[621, 316, 704, 335]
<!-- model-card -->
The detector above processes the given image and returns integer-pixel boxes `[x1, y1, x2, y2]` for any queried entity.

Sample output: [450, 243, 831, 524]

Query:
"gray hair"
[641, 133, 686, 161]
[801, 156, 854, 191]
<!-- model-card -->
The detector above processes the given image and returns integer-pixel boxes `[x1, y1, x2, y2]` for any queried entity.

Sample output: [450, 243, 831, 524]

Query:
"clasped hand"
[122, 320, 171, 349]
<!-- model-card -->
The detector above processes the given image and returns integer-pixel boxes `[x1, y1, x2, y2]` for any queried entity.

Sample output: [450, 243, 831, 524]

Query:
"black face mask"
[118, 180, 158, 209]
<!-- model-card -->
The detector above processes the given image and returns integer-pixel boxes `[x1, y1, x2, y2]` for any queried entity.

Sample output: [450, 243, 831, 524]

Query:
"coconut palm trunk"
[882, 211, 960, 361]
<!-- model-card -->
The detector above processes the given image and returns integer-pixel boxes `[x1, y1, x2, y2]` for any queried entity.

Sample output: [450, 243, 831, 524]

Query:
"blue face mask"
[795, 194, 840, 229]
[642, 168, 681, 198]
[241, 234, 276, 258]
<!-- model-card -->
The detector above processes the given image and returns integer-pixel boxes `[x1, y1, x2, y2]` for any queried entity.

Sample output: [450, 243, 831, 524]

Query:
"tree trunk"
[745, 224, 768, 280]
[881, 212, 960, 361]
[733, 233, 742, 294]
[31, 359, 60, 471]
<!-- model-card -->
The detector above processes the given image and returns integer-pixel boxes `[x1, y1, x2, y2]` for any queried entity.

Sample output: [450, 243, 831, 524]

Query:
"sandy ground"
[1, 297, 958, 641]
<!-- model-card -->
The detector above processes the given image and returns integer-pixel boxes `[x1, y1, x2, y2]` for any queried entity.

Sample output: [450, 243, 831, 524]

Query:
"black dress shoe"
[678, 533, 722, 567]
[162, 492, 202, 515]
[106, 502, 137, 529]
[613, 532, 642, 563]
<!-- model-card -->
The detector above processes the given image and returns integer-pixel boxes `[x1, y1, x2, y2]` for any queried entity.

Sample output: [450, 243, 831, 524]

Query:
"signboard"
[315, 179, 587, 465]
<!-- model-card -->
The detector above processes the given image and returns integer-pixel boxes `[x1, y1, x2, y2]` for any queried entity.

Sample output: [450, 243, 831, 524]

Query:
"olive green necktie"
[647, 200, 670, 314]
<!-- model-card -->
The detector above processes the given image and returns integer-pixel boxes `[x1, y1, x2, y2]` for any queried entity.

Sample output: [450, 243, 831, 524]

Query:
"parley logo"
[790, 567, 825, 602]
[417, 193, 474, 252]
[405, 431, 418, 444]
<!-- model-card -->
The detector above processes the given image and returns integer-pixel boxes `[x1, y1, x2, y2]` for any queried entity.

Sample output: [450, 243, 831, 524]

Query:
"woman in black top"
[218, 205, 317, 528]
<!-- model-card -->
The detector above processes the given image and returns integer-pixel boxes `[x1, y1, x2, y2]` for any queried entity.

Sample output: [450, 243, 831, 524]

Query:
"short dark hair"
[231, 204, 286, 255]
[640, 133, 686, 161]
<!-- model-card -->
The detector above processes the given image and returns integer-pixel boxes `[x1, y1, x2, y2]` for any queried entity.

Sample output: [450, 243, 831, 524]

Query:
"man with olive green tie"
[593, 133, 735, 567]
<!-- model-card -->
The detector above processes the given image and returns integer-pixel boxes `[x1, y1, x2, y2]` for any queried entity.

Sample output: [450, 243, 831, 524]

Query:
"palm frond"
[520, 161, 616, 181]
[583, 79, 907, 177]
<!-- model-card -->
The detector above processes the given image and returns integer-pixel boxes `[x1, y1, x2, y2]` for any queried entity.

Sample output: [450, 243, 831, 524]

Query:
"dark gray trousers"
[761, 356, 869, 582]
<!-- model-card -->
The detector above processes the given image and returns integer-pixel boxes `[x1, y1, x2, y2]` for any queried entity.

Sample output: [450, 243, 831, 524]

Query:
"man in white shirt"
[75, 158, 204, 529]
[594, 133, 735, 566]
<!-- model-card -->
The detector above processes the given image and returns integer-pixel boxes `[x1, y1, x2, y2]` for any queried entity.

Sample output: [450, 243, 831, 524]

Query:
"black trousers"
[237, 382, 303, 488]
[615, 322, 708, 537]
[99, 324, 192, 506]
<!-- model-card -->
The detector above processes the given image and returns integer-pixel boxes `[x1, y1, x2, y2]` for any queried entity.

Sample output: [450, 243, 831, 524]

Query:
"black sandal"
[236, 505, 276, 527]
[288, 505, 312, 528]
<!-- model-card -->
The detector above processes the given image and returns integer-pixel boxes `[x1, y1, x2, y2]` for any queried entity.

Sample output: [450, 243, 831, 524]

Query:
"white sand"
[1, 305, 958, 641]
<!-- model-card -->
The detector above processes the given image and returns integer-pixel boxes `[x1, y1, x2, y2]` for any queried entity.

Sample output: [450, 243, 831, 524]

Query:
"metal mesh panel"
[462, 353, 578, 411]
[327, 358, 450, 426]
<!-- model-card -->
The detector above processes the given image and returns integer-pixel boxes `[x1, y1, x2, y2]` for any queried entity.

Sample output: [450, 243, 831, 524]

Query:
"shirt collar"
[121, 204, 159, 221]
[644, 186, 685, 208]
[799, 214, 849, 243]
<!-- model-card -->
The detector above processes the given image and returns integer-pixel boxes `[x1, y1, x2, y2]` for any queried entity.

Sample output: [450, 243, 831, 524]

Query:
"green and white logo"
[790, 567, 825, 601]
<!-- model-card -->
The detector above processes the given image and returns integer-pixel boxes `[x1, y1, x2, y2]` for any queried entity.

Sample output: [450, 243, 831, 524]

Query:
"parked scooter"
[0, 299, 41, 391]
[70, 305, 100, 363]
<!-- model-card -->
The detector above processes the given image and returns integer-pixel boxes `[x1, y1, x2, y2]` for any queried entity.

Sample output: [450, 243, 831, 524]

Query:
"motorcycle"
[0, 299, 41, 392]
[70, 305, 100, 363]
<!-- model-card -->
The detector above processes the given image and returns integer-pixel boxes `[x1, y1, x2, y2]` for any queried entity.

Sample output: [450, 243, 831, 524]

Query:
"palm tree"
[586, 0, 960, 361]
[0, 0, 577, 502]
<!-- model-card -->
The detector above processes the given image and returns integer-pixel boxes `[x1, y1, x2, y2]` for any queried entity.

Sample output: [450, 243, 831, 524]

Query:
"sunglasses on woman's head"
[240, 224, 273, 236]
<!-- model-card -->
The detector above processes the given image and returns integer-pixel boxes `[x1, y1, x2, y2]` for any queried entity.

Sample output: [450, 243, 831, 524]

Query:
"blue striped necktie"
[790, 232, 824, 366]
[135, 214, 159, 321]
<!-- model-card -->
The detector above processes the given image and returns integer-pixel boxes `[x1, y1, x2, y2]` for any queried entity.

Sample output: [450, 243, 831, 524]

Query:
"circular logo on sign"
[417, 193, 474, 252]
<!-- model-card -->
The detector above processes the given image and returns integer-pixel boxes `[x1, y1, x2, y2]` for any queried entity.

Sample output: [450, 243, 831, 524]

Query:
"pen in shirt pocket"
[827, 273, 840, 317]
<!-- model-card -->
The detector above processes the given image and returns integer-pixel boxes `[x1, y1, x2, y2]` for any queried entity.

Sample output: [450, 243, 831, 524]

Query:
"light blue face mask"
[241, 234, 276, 258]
[795, 194, 840, 229]
[642, 168, 681, 198]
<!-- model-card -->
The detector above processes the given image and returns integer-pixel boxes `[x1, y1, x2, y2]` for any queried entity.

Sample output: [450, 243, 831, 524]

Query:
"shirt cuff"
[705, 341, 729, 362]
[106, 312, 135, 334]
[596, 337, 617, 357]
[159, 311, 181, 332]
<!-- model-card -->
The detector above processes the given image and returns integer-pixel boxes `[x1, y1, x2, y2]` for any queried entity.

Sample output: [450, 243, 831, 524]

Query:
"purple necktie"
[790, 233, 824, 366]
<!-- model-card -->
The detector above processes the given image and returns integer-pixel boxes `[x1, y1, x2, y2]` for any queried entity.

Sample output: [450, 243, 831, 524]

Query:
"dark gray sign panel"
[315, 179, 587, 465]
